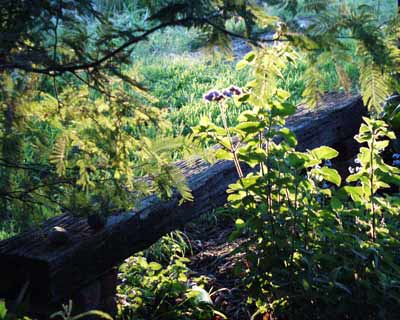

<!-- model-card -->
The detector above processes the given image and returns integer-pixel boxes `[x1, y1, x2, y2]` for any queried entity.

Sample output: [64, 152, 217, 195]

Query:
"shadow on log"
[0, 94, 365, 317]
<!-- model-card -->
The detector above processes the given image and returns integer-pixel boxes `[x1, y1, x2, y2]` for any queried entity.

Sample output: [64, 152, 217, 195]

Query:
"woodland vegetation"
[1, 0, 400, 319]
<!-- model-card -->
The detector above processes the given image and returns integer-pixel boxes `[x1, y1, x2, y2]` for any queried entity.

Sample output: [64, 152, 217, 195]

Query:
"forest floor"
[184, 213, 254, 320]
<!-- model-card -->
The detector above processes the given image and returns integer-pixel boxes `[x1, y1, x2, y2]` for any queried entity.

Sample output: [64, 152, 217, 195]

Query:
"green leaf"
[343, 186, 364, 202]
[310, 146, 339, 160]
[236, 218, 245, 229]
[149, 262, 162, 271]
[330, 197, 343, 210]
[375, 140, 389, 151]
[238, 110, 258, 122]
[215, 148, 234, 161]
[189, 286, 212, 305]
[271, 102, 296, 117]
[316, 167, 341, 186]
[279, 128, 297, 147]
[240, 175, 260, 188]
[286, 152, 308, 168]
[276, 89, 291, 100]
[244, 51, 256, 62]
[238, 146, 266, 168]
[236, 121, 264, 134]
[302, 279, 310, 290]
[227, 192, 246, 202]
[236, 93, 250, 103]
[381, 172, 400, 186]
[0, 301, 7, 320]
[236, 60, 249, 70]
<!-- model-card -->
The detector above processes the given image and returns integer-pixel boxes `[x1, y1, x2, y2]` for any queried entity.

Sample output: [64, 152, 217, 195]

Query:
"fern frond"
[241, 44, 297, 106]
[331, 48, 353, 95]
[335, 64, 351, 94]
[151, 163, 193, 203]
[301, 55, 326, 108]
[301, 0, 331, 13]
[167, 164, 193, 204]
[360, 61, 390, 114]
[249, 5, 279, 28]
[49, 135, 68, 176]
[150, 136, 188, 156]
[306, 8, 342, 37]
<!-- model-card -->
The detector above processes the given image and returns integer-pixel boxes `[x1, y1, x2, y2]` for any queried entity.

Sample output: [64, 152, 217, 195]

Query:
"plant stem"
[219, 101, 243, 178]
[370, 136, 376, 241]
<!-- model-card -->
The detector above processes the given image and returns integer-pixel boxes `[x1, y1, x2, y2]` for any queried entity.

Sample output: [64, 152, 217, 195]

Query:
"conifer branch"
[0, 14, 281, 76]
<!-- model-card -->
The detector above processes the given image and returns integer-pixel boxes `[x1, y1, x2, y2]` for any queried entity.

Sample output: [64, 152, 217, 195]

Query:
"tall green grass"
[136, 54, 250, 135]
[135, 48, 359, 138]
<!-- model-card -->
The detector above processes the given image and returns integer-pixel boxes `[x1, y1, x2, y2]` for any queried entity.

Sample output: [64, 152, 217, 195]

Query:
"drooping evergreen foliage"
[2, 0, 400, 319]
[0, 0, 276, 224]
[0, 0, 277, 77]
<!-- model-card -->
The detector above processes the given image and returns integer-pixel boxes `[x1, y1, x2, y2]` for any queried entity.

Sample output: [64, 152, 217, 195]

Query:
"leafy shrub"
[117, 229, 226, 320]
[145, 230, 192, 264]
[193, 45, 400, 319]
[0, 73, 194, 229]
[117, 255, 223, 320]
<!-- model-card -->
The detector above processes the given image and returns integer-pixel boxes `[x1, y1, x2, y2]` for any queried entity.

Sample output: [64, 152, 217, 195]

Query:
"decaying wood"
[0, 94, 364, 309]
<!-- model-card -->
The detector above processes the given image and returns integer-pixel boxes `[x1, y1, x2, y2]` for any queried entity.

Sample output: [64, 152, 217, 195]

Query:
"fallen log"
[0, 94, 365, 316]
